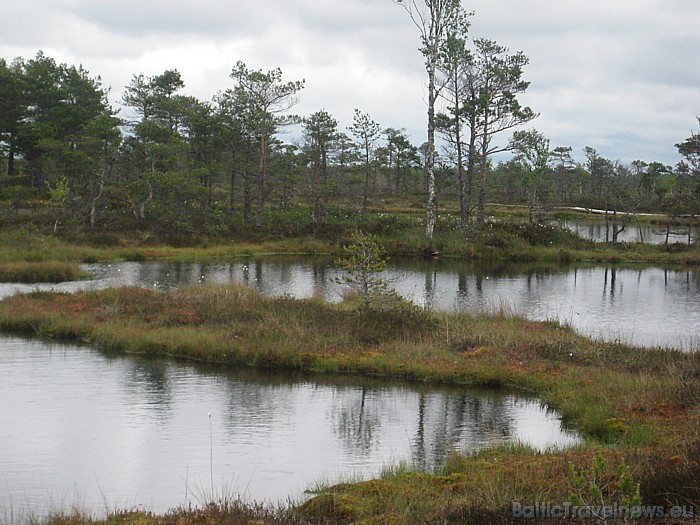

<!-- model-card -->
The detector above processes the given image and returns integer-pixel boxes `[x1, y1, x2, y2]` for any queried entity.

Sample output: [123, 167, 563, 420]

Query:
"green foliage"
[148, 171, 216, 236]
[2, 50, 700, 252]
[302, 109, 339, 231]
[468, 221, 593, 252]
[228, 61, 305, 225]
[10, 52, 117, 190]
[349, 108, 382, 214]
[568, 454, 641, 522]
[511, 128, 552, 223]
[335, 231, 394, 311]
[45, 176, 70, 203]
[675, 117, 700, 173]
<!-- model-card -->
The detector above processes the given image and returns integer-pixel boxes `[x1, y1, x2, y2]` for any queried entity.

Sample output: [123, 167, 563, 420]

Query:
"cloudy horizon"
[2, 0, 698, 167]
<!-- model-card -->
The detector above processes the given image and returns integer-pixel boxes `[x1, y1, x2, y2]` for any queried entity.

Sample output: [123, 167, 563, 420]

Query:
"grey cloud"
[66, 0, 269, 38]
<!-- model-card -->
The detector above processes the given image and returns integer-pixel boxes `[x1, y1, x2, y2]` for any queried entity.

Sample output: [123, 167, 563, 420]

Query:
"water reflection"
[331, 386, 382, 456]
[0, 257, 698, 349]
[0, 336, 578, 516]
[120, 355, 175, 424]
[556, 219, 698, 244]
[390, 259, 700, 349]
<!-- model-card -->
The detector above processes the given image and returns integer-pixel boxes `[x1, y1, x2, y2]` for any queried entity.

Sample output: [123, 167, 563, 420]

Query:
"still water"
[1, 258, 697, 349]
[0, 336, 579, 516]
[556, 218, 698, 245]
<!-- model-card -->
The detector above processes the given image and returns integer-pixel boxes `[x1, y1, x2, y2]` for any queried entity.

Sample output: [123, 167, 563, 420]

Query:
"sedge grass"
[0, 262, 90, 283]
[16, 500, 315, 525]
[0, 219, 698, 268]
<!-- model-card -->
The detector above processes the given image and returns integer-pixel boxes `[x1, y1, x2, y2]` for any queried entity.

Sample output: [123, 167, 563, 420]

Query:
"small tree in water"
[336, 231, 393, 311]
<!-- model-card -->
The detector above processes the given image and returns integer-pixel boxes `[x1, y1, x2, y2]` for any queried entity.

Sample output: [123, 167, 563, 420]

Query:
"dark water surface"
[0, 336, 579, 516]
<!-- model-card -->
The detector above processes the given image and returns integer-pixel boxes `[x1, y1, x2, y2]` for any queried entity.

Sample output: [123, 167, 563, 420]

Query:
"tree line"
[0, 52, 426, 236]
[0, 48, 698, 239]
[394, 0, 699, 239]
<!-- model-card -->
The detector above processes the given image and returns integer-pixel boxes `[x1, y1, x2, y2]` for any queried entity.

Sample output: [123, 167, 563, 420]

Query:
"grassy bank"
[0, 227, 338, 264]
[1, 217, 699, 268]
[0, 261, 90, 283]
[28, 501, 312, 525]
[0, 285, 698, 524]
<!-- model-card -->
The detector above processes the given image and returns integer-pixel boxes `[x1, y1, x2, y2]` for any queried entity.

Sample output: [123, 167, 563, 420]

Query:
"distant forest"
[1, 51, 699, 238]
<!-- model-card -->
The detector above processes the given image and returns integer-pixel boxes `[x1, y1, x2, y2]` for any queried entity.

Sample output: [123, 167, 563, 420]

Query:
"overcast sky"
[2, 0, 699, 166]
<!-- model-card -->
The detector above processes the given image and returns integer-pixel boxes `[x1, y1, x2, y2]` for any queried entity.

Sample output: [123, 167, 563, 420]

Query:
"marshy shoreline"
[0, 281, 698, 524]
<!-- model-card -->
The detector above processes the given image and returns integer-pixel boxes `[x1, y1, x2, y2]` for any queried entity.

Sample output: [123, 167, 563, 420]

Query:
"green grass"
[0, 284, 698, 524]
[0, 228, 338, 264]
[26, 499, 314, 525]
[0, 211, 698, 268]
[0, 261, 91, 283]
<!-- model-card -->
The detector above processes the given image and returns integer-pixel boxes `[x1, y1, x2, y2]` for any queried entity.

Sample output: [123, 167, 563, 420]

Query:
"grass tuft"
[0, 262, 90, 283]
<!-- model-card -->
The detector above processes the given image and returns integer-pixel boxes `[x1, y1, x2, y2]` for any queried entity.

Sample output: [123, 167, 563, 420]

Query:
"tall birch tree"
[393, 0, 470, 238]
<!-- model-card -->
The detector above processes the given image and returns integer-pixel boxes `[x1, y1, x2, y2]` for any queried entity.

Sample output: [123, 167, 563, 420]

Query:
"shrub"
[568, 454, 641, 522]
[336, 231, 394, 311]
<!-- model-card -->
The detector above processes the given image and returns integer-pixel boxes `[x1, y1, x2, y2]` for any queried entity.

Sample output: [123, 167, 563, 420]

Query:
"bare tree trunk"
[604, 205, 610, 243]
[256, 130, 266, 226]
[457, 154, 467, 228]
[665, 217, 673, 245]
[89, 178, 105, 228]
[611, 211, 626, 243]
[529, 189, 537, 224]
[425, 64, 437, 238]
[311, 166, 321, 235]
[139, 182, 153, 220]
[465, 119, 477, 227]
[312, 145, 329, 235]
[394, 153, 402, 194]
[362, 142, 371, 215]
[453, 106, 467, 229]
[243, 172, 252, 222]
[126, 180, 153, 221]
[7, 134, 15, 177]
[634, 214, 644, 244]
[477, 109, 489, 223]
